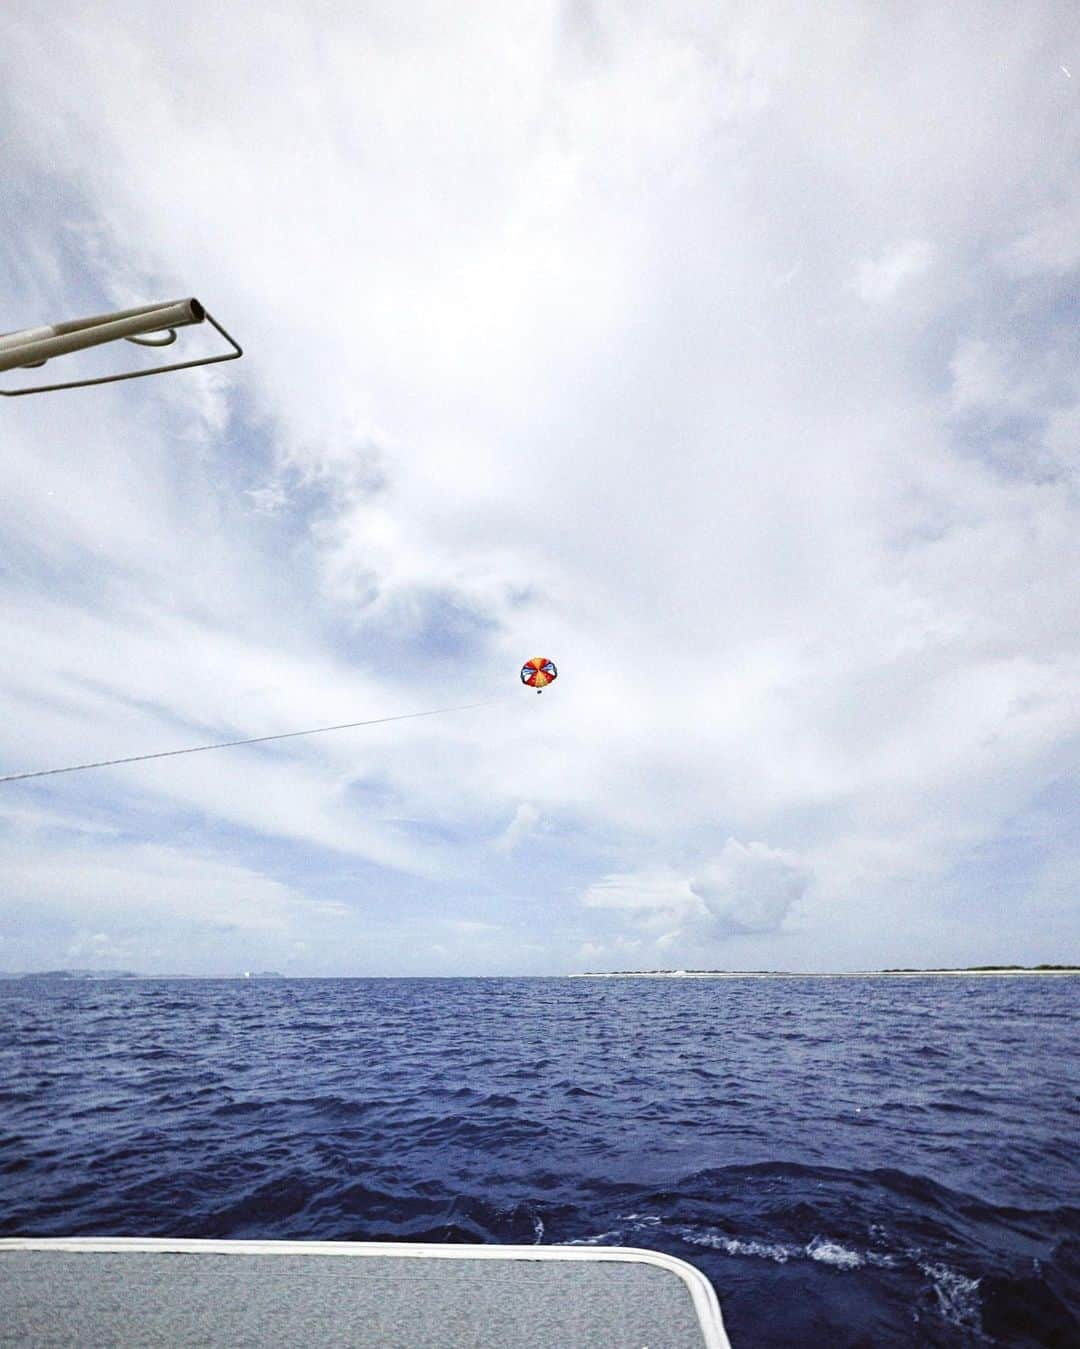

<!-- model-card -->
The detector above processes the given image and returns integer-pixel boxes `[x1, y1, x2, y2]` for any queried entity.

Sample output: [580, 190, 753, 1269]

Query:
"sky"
[1, 1, 1078, 975]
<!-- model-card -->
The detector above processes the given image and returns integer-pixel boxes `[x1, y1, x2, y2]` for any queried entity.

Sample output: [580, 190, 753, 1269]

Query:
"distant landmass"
[579, 965, 1079, 977]
[1, 966, 1076, 982]
[0, 969, 287, 981]
[882, 964, 1078, 973]
[0, 968, 141, 981]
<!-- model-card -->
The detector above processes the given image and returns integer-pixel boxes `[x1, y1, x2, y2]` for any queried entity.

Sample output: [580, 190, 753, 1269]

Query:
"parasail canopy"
[521, 657, 558, 692]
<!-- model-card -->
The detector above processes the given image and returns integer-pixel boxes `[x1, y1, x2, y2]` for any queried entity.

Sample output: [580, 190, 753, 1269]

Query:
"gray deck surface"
[0, 1249, 715, 1348]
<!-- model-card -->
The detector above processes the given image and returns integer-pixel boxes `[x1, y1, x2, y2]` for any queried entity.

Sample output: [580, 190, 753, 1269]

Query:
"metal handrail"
[0, 298, 242, 395]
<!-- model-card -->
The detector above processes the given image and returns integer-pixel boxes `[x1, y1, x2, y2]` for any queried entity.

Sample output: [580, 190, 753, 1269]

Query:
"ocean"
[1, 974, 1076, 1346]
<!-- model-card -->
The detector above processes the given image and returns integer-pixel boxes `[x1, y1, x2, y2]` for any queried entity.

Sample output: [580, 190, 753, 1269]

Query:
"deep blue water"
[1, 975, 1077, 1346]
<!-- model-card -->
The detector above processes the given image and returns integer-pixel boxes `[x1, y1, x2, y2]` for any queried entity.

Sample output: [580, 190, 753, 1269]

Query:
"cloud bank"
[1, 1, 1078, 973]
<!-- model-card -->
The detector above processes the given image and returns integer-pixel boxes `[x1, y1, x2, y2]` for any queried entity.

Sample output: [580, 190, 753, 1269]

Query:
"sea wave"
[1, 974, 1077, 1346]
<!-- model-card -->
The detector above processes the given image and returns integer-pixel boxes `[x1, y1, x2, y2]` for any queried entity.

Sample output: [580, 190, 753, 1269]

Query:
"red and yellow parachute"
[520, 657, 558, 693]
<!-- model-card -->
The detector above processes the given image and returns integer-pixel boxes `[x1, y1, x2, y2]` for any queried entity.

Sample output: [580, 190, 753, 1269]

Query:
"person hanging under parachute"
[521, 657, 558, 693]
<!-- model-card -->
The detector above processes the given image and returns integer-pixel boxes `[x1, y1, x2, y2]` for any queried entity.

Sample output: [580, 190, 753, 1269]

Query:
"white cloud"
[1, 2, 1079, 972]
[690, 841, 812, 935]
[852, 240, 934, 302]
[66, 931, 127, 964]
[583, 870, 701, 926]
[496, 802, 542, 852]
[576, 941, 607, 965]
[579, 842, 811, 955]
[950, 338, 1023, 414]
[1005, 190, 1080, 276]
[0, 836, 354, 973]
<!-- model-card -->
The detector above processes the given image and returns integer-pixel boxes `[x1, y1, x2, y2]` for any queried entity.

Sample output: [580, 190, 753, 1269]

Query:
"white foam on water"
[681, 1226, 888, 1272]
[567, 1230, 623, 1246]
[865, 1250, 902, 1268]
[920, 1262, 982, 1331]
[806, 1235, 864, 1269]
[682, 1230, 798, 1264]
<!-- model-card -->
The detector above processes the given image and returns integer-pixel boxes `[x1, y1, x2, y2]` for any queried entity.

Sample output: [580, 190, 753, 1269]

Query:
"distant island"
[882, 964, 1078, 973]
[1, 966, 1076, 982]
[577, 965, 1079, 978]
[0, 968, 142, 981]
[0, 969, 287, 981]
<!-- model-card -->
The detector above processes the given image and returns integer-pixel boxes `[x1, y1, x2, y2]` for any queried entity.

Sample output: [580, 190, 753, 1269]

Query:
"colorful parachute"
[521, 657, 558, 692]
